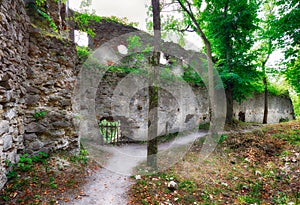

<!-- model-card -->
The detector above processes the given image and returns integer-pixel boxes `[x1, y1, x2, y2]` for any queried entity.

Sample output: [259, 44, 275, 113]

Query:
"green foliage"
[272, 192, 290, 204]
[1, 149, 91, 203]
[253, 78, 290, 98]
[76, 46, 91, 61]
[274, 0, 300, 95]
[71, 12, 101, 37]
[104, 16, 138, 27]
[202, 0, 261, 102]
[35, 0, 46, 7]
[219, 134, 228, 143]
[156, 132, 180, 143]
[178, 180, 197, 192]
[285, 55, 300, 94]
[159, 0, 262, 121]
[72, 12, 138, 38]
[28, 0, 58, 32]
[182, 67, 205, 87]
[128, 36, 152, 55]
[291, 94, 300, 118]
[238, 195, 261, 204]
[106, 66, 142, 74]
[268, 83, 289, 97]
[69, 148, 89, 164]
[198, 122, 210, 130]
[35, 0, 67, 7]
[127, 35, 143, 51]
[6, 152, 49, 177]
[121, 35, 154, 70]
[18, 154, 33, 172]
[34, 110, 47, 121]
[272, 129, 300, 145]
[40, 13, 58, 32]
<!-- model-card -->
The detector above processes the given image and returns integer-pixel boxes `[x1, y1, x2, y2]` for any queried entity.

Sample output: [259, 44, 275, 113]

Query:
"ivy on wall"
[25, 0, 59, 32]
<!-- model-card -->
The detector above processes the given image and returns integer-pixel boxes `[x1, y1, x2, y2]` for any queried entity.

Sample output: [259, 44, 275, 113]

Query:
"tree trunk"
[263, 76, 268, 124]
[206, 43, 216, 132]
[262, 39, 271, 124]
[225, 82, 234, 123]
[147, 0, 161, 170]
[223, 0, 234, 124]
[176, 0, 216, 131]
[147, 85, 158, 169]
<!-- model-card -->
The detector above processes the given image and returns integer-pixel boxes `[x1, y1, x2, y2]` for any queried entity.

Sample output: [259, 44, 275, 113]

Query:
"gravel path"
[66, 131, 207, 205]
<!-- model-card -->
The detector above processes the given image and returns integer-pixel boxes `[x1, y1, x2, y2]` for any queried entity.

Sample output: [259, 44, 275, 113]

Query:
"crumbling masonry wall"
[0, 0, 296, 190]
[0, 0, 79, 189]
[0, 0, 30, 189]
[96, 73, 295, 141]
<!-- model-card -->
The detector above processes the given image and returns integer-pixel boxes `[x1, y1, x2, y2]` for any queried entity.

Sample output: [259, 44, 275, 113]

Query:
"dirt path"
[65, 131, 207, 205]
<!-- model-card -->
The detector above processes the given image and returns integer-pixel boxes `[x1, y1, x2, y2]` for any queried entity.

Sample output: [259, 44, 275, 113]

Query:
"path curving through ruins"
[65, 131, 208, 205]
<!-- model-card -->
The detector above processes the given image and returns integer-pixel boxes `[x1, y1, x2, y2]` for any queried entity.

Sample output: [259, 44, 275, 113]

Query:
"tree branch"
[161, 9, 184, 13]
[176, 0, 210, 46]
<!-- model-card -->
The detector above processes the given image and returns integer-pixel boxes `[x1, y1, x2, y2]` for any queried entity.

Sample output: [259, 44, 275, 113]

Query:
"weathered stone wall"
[24, 27, 79, 155]
[0, 0, 31, 190]
[233, 93, 295, 123]
[87, 20, 138, 50]
[96, 73, 295, 140]
[25, 0, 69, 33]
[0, 0, 79, 190]
[95, 72, 209, 141]
[0, 0, 295, 191]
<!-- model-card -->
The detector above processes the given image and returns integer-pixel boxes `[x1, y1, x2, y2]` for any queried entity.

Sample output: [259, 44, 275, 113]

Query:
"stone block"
[51, 121, 70, 128]
[29, 140, 44, 151]
[2, 134, 12, 151]
[24, 133, 37, 141]
[0, 173, 7, 191]
[25, 122, 47, 133]
[25, 94, 40, 105]
[4, 108, 16, 120]
[0, 120, 9, 136]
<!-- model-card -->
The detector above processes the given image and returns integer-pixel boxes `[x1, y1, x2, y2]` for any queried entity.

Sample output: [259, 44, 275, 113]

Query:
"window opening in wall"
[238, 111, 246, 122]
[74, 30, 88, 46]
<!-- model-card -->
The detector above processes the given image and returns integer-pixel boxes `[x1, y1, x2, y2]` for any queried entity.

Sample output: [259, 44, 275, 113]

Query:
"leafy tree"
[286, 58, 300, 94]
[175, 0, 219, 134]
[254, 0, 277, 124]
[161, 0, 260, 123]
[274, 0, 300, 94]
[202, 0, 260, 122]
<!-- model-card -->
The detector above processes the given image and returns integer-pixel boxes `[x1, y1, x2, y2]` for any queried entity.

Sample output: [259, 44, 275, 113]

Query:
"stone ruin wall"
[84, 16, 294, 134]
[95, 72, 210, 140]
[233, 93, 295, 124]
[0, 0, 296, 190]
[0, 0, 30, 189]
[0, 0, 79, 189]
[96, 73, 295, 141]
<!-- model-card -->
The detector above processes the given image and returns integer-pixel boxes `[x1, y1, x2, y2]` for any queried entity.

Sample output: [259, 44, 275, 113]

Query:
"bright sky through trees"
[69, 0, 283, 66]
[69, 0, 203, 50]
